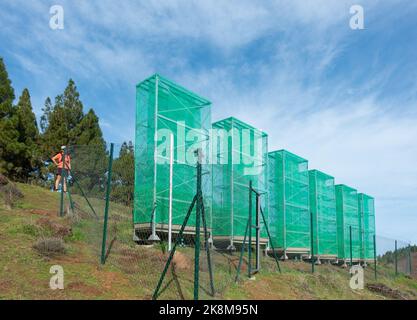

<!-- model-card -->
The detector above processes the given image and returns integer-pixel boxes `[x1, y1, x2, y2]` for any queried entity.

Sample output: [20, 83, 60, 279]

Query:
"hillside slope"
[0, 183, 416, 300]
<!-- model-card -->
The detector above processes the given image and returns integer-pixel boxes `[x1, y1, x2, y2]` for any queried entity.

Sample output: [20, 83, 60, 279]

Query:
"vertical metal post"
[168, 133, 174, 252]
[153, 195, 197, 300]
[310, 210, 315, 273]
[408, 244, 412, 275]
[235, 219, 250, 282]
[349, 226, 353, 266]
[59, 147, 67, 217]
[194, 149, 202, 300]
[373, 234, 377, 280]
[230, 121, 234, 250]
[101, 143, 114, 265]
[394, 240, 398, 276]
[67, 187, 74, 214]
[255, 193, 260, 272]
[149, 75, 160, 241]
[248, 180, 252, 278]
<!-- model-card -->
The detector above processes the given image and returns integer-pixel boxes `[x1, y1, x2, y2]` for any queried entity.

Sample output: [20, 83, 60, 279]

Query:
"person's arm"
[65, 156, 71, 170]
[51, 154, 60, 166]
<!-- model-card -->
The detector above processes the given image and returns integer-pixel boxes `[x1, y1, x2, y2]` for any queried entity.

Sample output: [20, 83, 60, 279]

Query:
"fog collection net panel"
[309, 170, 338, 257]
[358, 193, 375, 260]
[268, 150, 310, 254]
[134, 74, 212, 234]
[211, 117, 268, 247]
[335, 185, 361, 260]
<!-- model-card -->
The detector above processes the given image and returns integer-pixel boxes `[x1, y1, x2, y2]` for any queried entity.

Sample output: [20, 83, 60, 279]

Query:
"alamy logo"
[349, 265, 364, 290]
[350, 5, 365, 30]
[49, 5, 64, 30]
[155, 124, 265, 176]
[49, 265, 64, 290]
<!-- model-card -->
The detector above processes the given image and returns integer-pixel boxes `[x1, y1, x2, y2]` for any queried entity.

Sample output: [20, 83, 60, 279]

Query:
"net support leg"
[201, 201, 215, 296]
[248, 181, 252, 278]
[349, 226, 353, 267]
[310, 210, 315, 273]
[373, 234, 377, 280]
[255, 193, 260, 272]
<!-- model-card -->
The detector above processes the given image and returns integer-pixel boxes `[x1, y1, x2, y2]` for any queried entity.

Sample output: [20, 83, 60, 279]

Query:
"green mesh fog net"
[336, 185, 361, 261]
[309, 170, 337, 258]
[211, 117, 268, 249]
[268, 150, 310, 256]
[134, 74, 212, 238]
[358, 193, 375, 260]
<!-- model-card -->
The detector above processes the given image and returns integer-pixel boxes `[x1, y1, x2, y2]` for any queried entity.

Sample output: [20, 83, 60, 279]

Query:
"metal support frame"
[59, 147, 67, 217]
[349, 226, 353, 266]
[310, 210, 315, 273]
[168, 133, 174, 251]
[235, 181, 281, 282]
[228, 121, 235, 251]
[373, 234, 377, 280]
[408, 244, 413, 275]
[101, 143, 114, 265]
[153, 149, 214, 300]
[149, 75, 160, 242]
[255, 191, 260, 272]
[248, 180, 253, 278]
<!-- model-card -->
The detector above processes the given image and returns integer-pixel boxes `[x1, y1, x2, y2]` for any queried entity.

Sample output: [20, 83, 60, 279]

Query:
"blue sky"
[1, 0, 416, 245]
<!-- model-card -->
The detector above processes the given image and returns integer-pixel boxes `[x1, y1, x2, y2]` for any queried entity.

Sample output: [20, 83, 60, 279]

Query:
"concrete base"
[148, 233, 161, 241]
[132, 230, 140, 242]
[227, 244, 236, 251]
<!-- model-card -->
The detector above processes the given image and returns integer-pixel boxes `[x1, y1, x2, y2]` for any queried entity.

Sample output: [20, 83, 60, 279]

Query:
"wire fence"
[53, 143, 415, 300]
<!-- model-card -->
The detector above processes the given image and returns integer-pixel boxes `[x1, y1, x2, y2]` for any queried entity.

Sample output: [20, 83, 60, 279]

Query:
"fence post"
[310, 210, 315, 273]
[409, 244, 413, 275]
[248, 180, 252, 278]
[193, 150, 202, 301]
[394, 240, 398, 276]
[349, 226, 353, 267]
[255, 193, 260, 272]
[373, 234, 377, 280]
[101, 143, 114, 265]
[59, 147, 67, 217]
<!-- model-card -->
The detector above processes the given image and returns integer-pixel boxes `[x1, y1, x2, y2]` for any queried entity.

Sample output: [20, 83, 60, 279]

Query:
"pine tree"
[73, 109, 105, 146]
[0, 57, 15, 118]
[41, 79, 86, 157]
[39, 79, 108, 195]
[0, 57, 19, 177]
[112, 141, 135, 206]
[14, 88, 40, 181]
[40, 97, 52, 133]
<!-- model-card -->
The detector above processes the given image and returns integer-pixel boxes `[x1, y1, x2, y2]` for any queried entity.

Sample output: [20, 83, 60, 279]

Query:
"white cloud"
[1, 0, 417, 243]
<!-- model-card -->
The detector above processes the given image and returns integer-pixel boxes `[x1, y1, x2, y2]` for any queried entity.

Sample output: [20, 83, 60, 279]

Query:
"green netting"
[134, 74, 212, 237]
[211, 117, 268, 248]
[268, 150, 310, 254]
[335, 185, 361, 260]
[358, 193, 375, 260]
[309, 170, 337, 258]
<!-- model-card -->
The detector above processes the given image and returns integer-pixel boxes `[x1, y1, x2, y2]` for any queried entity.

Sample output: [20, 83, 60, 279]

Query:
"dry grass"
[33, 237, 66, 257]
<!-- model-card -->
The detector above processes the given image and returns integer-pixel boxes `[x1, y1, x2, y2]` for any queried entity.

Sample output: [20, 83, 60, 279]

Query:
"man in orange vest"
[51, 146, 71, 192]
